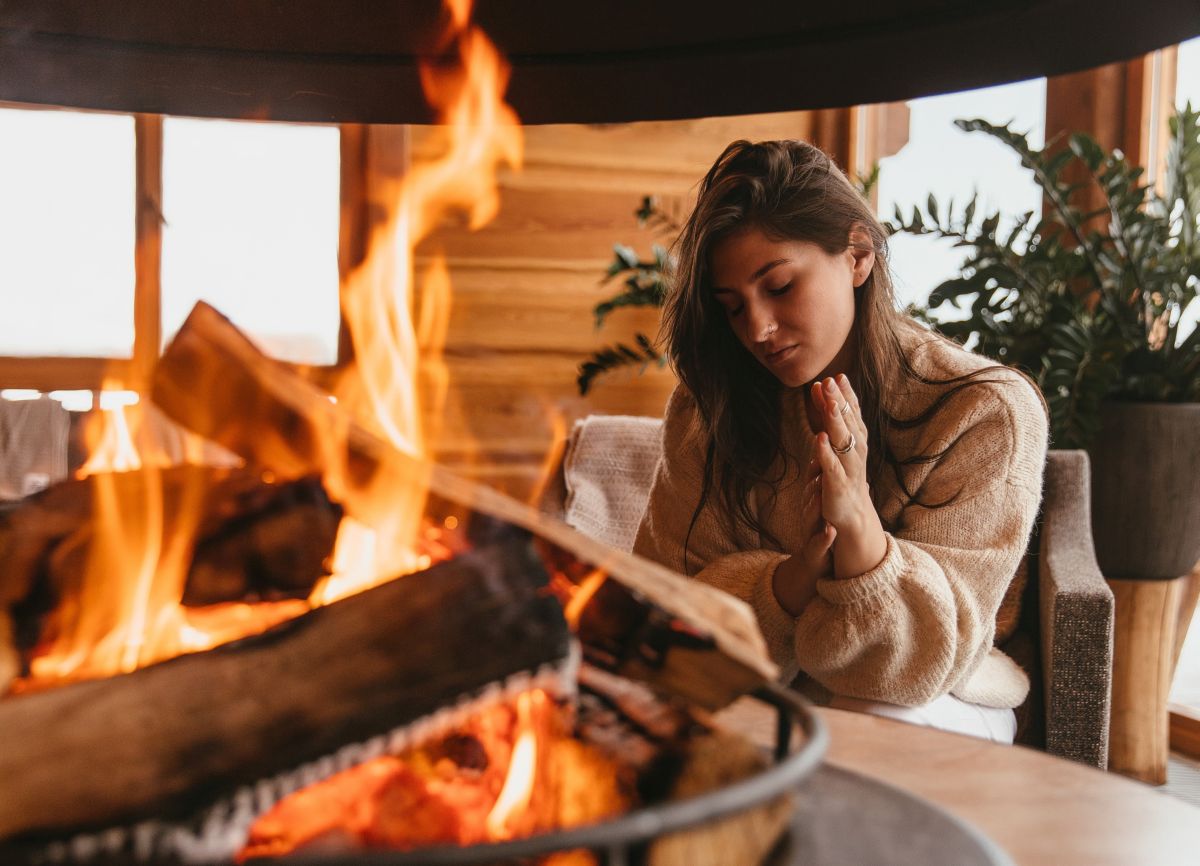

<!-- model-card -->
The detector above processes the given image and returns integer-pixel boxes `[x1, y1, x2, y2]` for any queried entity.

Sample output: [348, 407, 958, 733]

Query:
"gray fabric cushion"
[1039, 450, 1114, 768]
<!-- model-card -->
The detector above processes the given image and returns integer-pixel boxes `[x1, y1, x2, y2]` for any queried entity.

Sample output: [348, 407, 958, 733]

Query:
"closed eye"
[768, 280, 794, 297]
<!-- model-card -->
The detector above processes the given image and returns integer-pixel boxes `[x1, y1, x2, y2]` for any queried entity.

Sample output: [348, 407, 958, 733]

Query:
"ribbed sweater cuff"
[751, 553, 798, 665]
[815, 533, 905, 605]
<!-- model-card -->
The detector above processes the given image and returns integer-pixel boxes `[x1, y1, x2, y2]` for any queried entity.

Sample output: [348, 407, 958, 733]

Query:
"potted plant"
[575, 196, 675, 396]
[891, 105, 1200, 580]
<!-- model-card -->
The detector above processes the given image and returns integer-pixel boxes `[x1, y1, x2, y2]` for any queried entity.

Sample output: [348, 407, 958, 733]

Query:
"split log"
[0, 532, 569, 840]
[151, 302, 777, 710]
[0, 468, 341, 657]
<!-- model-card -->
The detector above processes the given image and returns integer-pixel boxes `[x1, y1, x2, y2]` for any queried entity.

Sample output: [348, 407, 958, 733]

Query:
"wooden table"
[716, 702, 1200, 865]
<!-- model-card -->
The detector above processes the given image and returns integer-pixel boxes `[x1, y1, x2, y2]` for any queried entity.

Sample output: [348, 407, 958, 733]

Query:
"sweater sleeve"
[792, 372, 1049, 706]
[632, 387, 798, 669]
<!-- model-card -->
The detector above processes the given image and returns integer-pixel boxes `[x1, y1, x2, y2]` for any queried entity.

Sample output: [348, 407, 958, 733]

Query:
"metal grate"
[13, 682, 826, 866]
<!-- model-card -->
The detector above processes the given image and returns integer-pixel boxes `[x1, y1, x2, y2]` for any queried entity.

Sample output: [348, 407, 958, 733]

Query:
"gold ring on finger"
[832, 432, 856, 455]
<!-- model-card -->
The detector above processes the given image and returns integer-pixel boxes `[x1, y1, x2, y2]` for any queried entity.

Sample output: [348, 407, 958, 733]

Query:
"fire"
[562, 570, 608, 630]
[239, 688, 629, 861]
[23, 0, 526, 682]
[29, 396, 194, 680]
[311, 0, 522, 602]
[27, 400, 306, 683]
[485, 690, 540, 838]
[78, 397, 142, 475]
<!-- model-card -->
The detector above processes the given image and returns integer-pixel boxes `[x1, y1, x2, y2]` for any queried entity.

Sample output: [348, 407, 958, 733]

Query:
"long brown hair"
[662, 139, 1013, 563]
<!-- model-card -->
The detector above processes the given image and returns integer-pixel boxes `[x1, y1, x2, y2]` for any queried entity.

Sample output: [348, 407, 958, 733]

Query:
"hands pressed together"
[772, 374, 890, 616]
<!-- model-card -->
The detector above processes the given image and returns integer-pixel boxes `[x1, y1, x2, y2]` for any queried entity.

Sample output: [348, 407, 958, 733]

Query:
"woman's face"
[708, 226, 874, 388]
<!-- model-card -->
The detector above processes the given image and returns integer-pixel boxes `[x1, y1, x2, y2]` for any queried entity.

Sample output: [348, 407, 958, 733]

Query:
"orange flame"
[485, 690, 541, 838]
[32, 396, 205, 680]
[78, 402, 142, 476]
[239, 687, 628, 860]
[29, 399, 305, 684]
[563, 570, 608, 630]
[26, 0, 524, 685]
[315, 0, 522, 602]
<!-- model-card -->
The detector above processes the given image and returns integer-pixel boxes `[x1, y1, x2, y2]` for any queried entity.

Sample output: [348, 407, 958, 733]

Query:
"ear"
[847, 223, 876, 289]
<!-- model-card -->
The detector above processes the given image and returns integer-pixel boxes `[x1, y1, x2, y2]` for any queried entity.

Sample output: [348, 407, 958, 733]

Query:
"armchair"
[543, 415, 1115, 768]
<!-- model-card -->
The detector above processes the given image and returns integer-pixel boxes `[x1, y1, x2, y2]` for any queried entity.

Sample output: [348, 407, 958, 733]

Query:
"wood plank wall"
[404, 111, 853, 498]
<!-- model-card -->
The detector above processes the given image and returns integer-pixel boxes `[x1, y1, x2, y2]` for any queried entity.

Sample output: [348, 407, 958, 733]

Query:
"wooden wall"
[404, 111, 853, 498]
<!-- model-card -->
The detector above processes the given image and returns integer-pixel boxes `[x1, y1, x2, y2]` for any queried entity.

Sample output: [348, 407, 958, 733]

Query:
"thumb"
[803, 521, 837, 564]
[819, 521, 837, 554]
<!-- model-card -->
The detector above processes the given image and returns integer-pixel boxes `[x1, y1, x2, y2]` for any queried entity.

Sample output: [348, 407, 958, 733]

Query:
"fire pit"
[0, 299, 826, 865]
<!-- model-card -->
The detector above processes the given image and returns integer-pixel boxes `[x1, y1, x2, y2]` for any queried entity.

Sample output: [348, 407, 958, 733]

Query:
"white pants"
[828, 693, 1017, 744]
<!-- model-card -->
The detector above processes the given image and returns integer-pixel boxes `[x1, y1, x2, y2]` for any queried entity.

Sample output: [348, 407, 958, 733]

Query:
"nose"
[744, 300, 776, 345]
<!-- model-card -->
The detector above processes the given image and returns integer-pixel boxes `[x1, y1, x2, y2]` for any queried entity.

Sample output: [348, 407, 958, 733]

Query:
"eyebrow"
[712, 258, 790, 294]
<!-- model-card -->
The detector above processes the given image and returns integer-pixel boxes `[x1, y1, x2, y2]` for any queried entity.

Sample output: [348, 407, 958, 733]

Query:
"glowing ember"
[239, 689, 629, 862]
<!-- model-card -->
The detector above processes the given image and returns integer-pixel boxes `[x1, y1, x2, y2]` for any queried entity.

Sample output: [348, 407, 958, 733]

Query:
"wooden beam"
[1044, 49, 1178, 230]
[132, 114, 163, 389]
[0, 357, 130, 392]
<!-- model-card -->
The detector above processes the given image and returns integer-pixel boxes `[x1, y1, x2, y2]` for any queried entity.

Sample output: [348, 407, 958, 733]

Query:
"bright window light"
[160, 118, 341, 365]
[0, 108, 136, 357]
[875, 78, 1047, 316]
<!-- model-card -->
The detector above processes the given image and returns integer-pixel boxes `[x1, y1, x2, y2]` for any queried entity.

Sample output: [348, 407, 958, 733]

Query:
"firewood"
[0, 532, 570, 840]
[0, 467, 341, 654]
[648, 729, 792, 866]
[151, 302, 777, 711]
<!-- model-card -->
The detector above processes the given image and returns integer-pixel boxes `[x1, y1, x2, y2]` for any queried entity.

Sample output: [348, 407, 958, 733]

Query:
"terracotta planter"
[1087, 401, 1200, 580]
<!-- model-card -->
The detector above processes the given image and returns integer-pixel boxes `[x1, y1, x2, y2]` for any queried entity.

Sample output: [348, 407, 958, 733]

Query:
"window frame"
[0, 109, 361, 391]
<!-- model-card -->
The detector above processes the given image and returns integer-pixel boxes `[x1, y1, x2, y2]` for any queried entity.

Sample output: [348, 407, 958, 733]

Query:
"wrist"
[772, 555, 818, 617]
[832, 506, 888, 580]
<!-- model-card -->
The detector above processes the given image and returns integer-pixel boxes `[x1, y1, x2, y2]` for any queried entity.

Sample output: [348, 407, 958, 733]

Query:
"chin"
[765, 361, 817, 389]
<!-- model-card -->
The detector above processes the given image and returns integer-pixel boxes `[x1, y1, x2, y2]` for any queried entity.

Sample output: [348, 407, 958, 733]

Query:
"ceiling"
[0, 0, 1197, 123]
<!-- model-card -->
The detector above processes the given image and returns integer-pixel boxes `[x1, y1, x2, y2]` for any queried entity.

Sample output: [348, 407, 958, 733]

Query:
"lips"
[764, 344, 798, 365]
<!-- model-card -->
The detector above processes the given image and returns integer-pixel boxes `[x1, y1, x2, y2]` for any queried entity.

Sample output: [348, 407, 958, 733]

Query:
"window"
[874, 78, 1048, 318]
[161, 118, 341, 366]
[0, 108, 345, 391]
[0, 108, 136, 358]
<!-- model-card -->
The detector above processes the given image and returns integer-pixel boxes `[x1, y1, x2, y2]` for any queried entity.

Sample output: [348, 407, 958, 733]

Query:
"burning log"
[0, 531, 571, 840]
[151, 302, 777, 710]
[0, 467, 342, 690]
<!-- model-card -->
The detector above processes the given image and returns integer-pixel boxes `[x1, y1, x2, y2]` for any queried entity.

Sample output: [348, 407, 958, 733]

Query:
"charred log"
[0, 532, 570, 840]
[151, 302, 777, 711]
[0, 467, 342, 687]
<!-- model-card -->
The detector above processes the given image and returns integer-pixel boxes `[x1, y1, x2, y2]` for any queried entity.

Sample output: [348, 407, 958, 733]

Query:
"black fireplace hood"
[0, 0, 1197, 124]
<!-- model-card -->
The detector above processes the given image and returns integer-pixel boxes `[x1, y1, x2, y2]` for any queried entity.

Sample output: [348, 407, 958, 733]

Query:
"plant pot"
[1086, 401, 1200, 580]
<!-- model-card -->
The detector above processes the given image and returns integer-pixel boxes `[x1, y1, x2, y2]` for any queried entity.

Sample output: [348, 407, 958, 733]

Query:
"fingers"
[799, 468, 822, 536]
[815, 432, 846, 480]
[819, 378, 855, 456]
[835, 373, 868, 447]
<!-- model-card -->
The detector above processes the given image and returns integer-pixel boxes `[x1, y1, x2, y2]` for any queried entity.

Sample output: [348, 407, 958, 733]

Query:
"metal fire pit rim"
[254, 681, 827, 866]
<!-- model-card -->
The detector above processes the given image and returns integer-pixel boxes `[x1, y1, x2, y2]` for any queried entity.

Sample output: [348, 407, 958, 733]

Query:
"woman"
[633, 139, 1049, 743]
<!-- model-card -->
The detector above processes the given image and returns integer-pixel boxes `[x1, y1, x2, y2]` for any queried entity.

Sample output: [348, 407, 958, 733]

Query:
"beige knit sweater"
[633, 323, 1049, 709]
